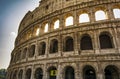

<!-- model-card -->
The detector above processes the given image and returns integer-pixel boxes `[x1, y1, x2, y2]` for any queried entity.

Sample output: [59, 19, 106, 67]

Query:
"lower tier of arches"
[7, 61, 120, 79]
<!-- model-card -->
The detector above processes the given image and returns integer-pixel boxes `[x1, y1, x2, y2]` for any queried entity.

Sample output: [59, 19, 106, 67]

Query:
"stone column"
[106, 5, 115, 20]
[35, 41, 38, 58]
[46, 37, 49, 57]
[31, 66, 35, 79]
[113, 27, 120, 53]
[89, 9, 96, 23]
[58, 34, 62, 56]
[74, 10, 79, 26]
[75, 63, 81, 79]
[43, 64, 48, 79]
[22, 68, 26, 79]
[57, 64, 62, 79]
[97, 68, 104, 79]
[26, 45, 29, 61]
[94, 30, 100, 54]
[59, 15, 64, 30]
[74, 32, 79, 55]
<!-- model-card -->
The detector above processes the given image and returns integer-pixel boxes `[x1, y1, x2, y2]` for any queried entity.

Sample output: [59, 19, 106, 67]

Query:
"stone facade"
[7, 0, 120, 79]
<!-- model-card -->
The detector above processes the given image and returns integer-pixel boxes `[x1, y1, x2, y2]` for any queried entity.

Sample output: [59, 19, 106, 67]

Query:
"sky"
[0, 0, 40, 69]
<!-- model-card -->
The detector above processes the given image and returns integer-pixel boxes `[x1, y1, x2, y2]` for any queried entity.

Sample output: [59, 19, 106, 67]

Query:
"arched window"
[64, 36, 74, 51]
[44, 23, 48, 32]
[16, 50, 21, 61]
[65, 16, 73, 26]
[18, 70, 23, 79]
[26, 69, 32, 79]
[39, 42, 46, 55]
[22, 48, 27, 59]
[113, 8, 120, 18]
[99, 33, 113, 49]
[13, 71, 17, 79]
[79, 13, 90, 23]
[105, 65, 119, 79]
[48, 66, 57, 79]
[95, 10, 107, 21]
[65, 66, 75, 79]
[83, 65, 96, 79]
[36, 28, 40, 36]
[50, 39, 58, 53]
[80, 35, 93, 50]
[29, 45, 35, 57]
[54, 20, 60, 29]
[35, 68, 43, 79]
[10, 72, 13, 79]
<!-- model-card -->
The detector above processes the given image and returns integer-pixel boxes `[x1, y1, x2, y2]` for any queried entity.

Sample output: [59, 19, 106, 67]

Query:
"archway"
[99, 33, 113, 49]
[26, 68, 32, 79]
[18, 70, 23, 79]
[35, 68, 43, 79]
[80, 35, 93, 50]
[105, 65, 119, 79]
[64, 36, 74, 51]
[83, 65, 96, 79]
[48, 66, 57, 79]
[50, 39, 58, 53]
[39, 42, 46, 55]
[65, 66, 75, 79]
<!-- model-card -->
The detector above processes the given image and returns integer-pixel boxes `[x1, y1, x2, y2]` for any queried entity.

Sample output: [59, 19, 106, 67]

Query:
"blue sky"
[0, 0, 40, 69]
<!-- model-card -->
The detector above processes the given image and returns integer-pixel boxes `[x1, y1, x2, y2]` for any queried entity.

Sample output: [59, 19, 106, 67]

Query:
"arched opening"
[113, 8, 120, 18]
[99, 33, 113, 49]
[65, 66, 75, 79]
[10, 72, 13, 79]
[48, 66, 57, 79]
[26, 68, 32, 79]
[18, 70, 23, 79]
[65, 16, 73, 26]
[22, 48, 27, 59]
[83, 65, 96, 79]
[35, 68, 43, 79]
[44, 23, 48, 32]
[95, 10, 107, 21]
[105, 65, 119, 79]
[64, 36, 74, 51]
[79, 13, 90, 23]
[80, 35, 93, 50]
[36, 28, 40, 36]
[54, 20, 60, 29]
[29, 45, 35, 57]
[39, 42, 46, 55]
[13, 71, 17, 79]
[50, 39, 58, 53]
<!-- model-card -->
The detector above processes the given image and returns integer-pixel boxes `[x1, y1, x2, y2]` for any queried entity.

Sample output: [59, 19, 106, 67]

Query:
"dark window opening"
[26, 69, 31, 79]
[99, 34, 113, 49]
[65, 66, 75, 79]
[35, 68, 43, 79]
[81, 35, 93, 50]
[105, 66, 119, 79]
[65, 37, 74, 51]
[39, 42, 46, 55]
[83, 66, 96, 79]
[18, 70, 23, 79]
[50, 39, 58, 53]
[29, 45, 35, 57]
[22, 48, 27, 59]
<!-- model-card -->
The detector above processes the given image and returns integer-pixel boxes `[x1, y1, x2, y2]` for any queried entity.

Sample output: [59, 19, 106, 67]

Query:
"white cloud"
[10, 32, 16, 36]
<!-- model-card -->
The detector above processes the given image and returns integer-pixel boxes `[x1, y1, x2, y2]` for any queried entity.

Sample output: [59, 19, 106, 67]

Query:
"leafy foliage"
[0, 69, 7, 79]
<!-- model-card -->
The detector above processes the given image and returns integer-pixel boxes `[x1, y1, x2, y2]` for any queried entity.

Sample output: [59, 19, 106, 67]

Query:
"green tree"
[0, 69, 7, 79]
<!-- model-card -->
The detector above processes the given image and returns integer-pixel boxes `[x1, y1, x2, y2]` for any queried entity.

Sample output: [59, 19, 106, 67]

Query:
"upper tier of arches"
[16, 5, 120, 46]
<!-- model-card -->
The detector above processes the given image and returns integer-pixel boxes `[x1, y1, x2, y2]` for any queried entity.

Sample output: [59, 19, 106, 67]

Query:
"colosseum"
[7, 0, 120, 79]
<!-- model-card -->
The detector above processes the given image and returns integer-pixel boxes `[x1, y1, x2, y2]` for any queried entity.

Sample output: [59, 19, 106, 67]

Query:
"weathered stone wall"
[7, 0, 120, 79]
